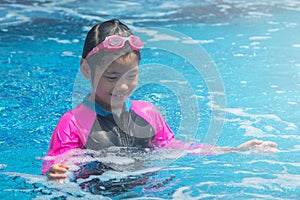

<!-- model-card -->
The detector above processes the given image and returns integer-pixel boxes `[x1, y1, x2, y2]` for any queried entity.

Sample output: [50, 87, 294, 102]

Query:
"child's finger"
[47, 164, 69, 180]
[237, 139, 263, 149]
[57, 163, 70, 170]
[260, 141, 278, 148]
[53, 164, 69, 172]
[52, 166, 66, 173]
[49, 172, 67, 179]
[248, 139, 263, 146]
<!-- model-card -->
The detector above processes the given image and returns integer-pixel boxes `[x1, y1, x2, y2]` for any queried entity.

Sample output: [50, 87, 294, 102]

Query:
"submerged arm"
[211, 139, 278, 154]
[161, 139, 278, 154]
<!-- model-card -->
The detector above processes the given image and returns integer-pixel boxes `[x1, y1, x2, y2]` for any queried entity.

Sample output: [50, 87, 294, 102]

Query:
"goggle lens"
[130, 36, 143, 48]
[108, 37, 124, 47]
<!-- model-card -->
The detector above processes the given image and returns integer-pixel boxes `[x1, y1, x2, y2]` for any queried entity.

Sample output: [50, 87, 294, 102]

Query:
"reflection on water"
[3, 147, 187, 199]
[2, 148, 300, 199]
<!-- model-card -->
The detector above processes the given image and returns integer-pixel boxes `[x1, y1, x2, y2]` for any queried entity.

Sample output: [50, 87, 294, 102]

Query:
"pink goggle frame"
[86, 35, 143, 58]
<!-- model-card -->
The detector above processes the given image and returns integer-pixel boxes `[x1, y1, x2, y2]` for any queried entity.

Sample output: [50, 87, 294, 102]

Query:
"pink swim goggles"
[86, 35, 143, 58]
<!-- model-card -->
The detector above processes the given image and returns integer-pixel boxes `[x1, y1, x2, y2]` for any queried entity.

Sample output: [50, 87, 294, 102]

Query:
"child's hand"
[237, 139, 277, 150]
[210, 139, 278, 154]
[47, 163, 70, 180]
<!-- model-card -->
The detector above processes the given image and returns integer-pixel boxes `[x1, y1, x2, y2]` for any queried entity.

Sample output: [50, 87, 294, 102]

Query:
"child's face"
[91, 55, 139, 112]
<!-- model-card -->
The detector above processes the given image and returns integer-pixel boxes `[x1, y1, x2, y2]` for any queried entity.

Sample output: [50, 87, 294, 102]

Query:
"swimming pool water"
[1, 0, 300, 199]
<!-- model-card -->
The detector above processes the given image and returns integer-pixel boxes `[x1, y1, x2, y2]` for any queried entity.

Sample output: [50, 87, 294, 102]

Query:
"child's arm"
[211, 139, 277, 153]
[146, 102, 278, 154]
[161, 139, 277, 154]
[42, 111, 84, 179]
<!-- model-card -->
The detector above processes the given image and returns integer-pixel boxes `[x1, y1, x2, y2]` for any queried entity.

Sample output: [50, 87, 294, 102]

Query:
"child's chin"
[111, 95, 127, 102]
[110, 98, 126, 107]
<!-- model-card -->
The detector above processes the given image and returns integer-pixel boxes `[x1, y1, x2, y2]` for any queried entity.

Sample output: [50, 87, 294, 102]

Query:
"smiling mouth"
[111, 93, 127, 99]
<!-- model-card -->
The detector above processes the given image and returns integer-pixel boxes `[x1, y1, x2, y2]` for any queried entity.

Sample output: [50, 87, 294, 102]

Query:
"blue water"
[1, 0, 300, 199]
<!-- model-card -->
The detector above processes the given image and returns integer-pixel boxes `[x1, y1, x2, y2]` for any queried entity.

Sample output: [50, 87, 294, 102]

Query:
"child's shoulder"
[130, 100, 156, 109]
[130, 100, 162, 116]
[60, 103, 96, 121]
[129, 99, 167, 121]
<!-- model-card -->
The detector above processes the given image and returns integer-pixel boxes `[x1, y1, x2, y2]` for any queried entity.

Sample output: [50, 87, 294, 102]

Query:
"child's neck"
[89, 93, 125, 116]
[112, 108, 123, 118]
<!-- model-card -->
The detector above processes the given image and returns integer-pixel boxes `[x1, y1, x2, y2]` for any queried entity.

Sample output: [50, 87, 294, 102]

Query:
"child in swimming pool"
[43, 19, 277, 180]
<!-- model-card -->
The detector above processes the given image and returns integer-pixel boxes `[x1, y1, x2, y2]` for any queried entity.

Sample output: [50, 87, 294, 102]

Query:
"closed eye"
[105, 76, 118, 81]
[127, 74, 137, 79]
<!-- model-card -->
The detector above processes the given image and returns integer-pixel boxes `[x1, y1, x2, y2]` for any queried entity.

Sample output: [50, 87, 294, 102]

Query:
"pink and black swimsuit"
[42, 96, 174, 174]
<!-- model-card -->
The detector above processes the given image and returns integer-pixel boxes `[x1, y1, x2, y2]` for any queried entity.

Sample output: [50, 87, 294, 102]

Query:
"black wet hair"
[81, 19, 141, 60]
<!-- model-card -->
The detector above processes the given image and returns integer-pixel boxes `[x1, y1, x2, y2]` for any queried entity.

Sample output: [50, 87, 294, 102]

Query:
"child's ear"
[80, 59, 91, 79]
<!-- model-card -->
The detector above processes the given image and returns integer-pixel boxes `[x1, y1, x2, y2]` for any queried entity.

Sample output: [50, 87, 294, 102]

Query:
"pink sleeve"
[47, 111, 84, 155]
[152, 110, 174, 147]
[41, 111, 84, 174]
[42, 104, 96, 174]
[130, 100, 174, 147]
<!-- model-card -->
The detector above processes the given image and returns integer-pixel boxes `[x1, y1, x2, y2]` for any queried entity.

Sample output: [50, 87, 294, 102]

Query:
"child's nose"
[115, 82, 129, 92]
